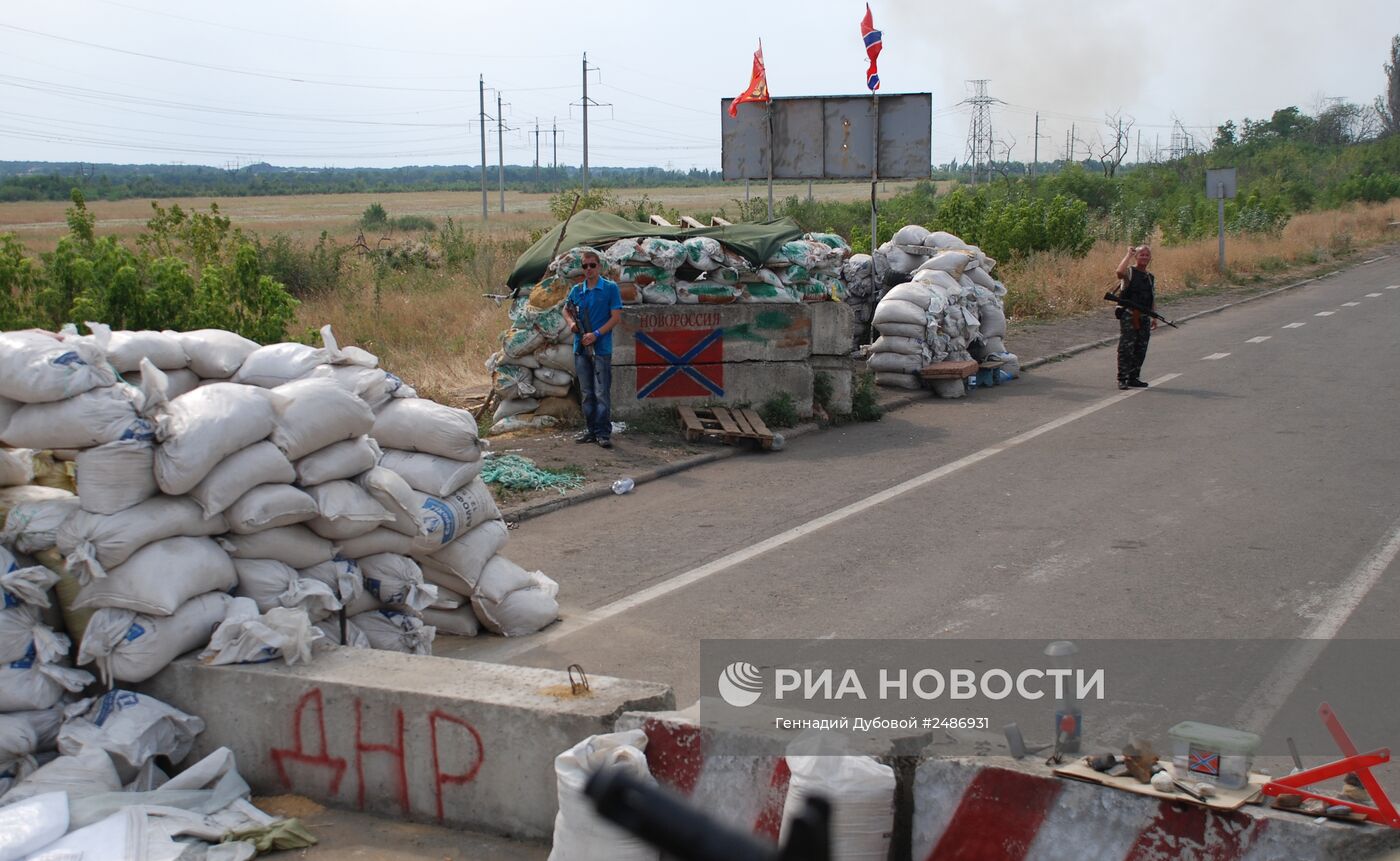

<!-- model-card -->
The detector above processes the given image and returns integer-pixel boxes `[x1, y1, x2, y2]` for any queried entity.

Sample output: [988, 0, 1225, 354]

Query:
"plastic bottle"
[611, 477, 635, 495]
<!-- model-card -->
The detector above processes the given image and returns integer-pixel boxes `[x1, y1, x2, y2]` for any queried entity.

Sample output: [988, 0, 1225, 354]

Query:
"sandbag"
[357, 466, 428, 539]
[358, 553, 435, 612]
[269, 377, 376, 461]
[307, 363, 393, 410]
[418, 518, 510, 594]
[780, 755, 895, 861]
[420, 605, 479, 637]
[200, 597, 322, 666]
[93, 326, 188, 373]
[871, 298, 927, 328]
[923, 230, 966, 250]
[371, 398, 481, 461]
[217, 524, 334, 569]
[548, 730, 659, 861]
[882, 282, 937, 307]
[298, 558, 362, 605]
[535, 343, 576, 373]
[351, 608, 434, 655]
[471, 556, 559, 636]
[0, 486, 80, 554]
[533, 366, 574, 389]
[871, 335, 926, 357]
[872, 322, 926, 340]
[230, 343, 327, 388]
[57, 690, 204, 784]
[915, 250, 973, 277]
[1, 548, 60, 608]
[225, 484, 318, 534]
[72, 535, 236, 615]
[314, 615, 370, 649]
[929, 378, 967, 399]
[188, 441, 295, 518]
[874, 372, 921, 390]
[0, 605, 64, 665]
[77, 591, 234, 684]
[0, 446, 35, 487]
[123, 367, 199, 400]
[58, 497, 227, 581]
[0, 747, 119, 810]
[295, 436, 380, 487]
[144, 368, 280, 495]
[682, 236, 723, 271]
[304, 480, 393, 540]
[979, 306, 1008, 340]
[74, 439, 158, 515]
[2, 384, 152, 450]
[494, 397, 539, 423]
[334, 528, 416, 559]
[409, 480, 501, 552]
[531, 380, 571, 399]
[0, 330, 115, 404]
[0, 659, 92, 712]
[172, 329, 259, 379]
[892, 224, 930, 246]
[429, 583, 466, 610]
[378, 449, 483, 497]
[232, 558, 339, 621]
[866, 352, 924, 375]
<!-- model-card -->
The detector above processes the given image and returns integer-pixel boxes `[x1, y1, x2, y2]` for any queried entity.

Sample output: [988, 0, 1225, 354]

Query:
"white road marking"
[473, 373, 1184, 661]
[1341, 302, 1360, 307]
[1283, 323, 1306, 329]
[1235, 516, 1400, 732]
[1366, 293, 1383, 297]
[1315, 311, 1336, 316]
[1388, 285, 1399, 290]
[1203, 353, 1231, 360]
[1246, 336, 1271, 344]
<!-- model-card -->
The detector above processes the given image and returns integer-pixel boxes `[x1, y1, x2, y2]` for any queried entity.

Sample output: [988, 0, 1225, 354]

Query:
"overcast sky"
[1, 0, 1395, 173]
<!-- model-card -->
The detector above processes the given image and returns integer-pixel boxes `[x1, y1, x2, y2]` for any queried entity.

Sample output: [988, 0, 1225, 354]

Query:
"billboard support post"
[766, 103, 775, 220]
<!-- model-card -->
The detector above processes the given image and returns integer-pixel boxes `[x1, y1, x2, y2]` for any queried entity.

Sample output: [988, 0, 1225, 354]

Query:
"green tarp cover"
[506, 210, 804, 291]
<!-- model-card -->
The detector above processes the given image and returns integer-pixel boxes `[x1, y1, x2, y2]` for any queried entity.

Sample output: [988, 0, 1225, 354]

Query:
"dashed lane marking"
[1315, 311, 1336, 316]
[1283, 323, 1306, 329]
[1366, 293, 1383, 297]
[1246, 336, 1271, 344]
[1341, 302, 1360, 307]
[1202, 353, 1231, 360]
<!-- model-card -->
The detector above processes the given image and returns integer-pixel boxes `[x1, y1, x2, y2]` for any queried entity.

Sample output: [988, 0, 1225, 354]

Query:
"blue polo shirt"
[566, 277, 623, 356]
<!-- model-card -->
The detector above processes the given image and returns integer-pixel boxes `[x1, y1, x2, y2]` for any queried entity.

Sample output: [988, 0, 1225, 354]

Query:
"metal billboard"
[720, 93, 932, 181]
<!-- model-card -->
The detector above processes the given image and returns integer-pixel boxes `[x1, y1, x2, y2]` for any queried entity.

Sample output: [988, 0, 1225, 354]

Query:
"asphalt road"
[440, 257, 1400, 761]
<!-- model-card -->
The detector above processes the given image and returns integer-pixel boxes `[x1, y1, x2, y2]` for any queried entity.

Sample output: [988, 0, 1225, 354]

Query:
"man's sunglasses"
[582, 262, 599, 269]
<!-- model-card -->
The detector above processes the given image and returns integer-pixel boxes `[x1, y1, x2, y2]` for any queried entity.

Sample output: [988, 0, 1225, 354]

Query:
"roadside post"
[1206, 167, 1237, 274]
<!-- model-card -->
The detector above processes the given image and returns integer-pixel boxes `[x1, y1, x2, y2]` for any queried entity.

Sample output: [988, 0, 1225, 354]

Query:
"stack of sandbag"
[487, 268, 578, 436]
[841, 252, 878, 350]
[869, 226, 1021, 395]
[763, 234, 851, 303]
[604, 237, 688, 305]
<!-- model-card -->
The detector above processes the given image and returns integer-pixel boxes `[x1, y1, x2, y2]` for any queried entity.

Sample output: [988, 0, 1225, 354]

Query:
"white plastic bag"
[225, 484, 318, 534]
[144, 366, 281, 495]
[779, 755, 895, 860]
[0, 486, 81, 554]
[57, 689, 204, 784]
[1, 384, 152, 450]
[0, 329, 115, 404]
[199, 596, 321, 666]
[232, 559, 339, 621]
[417, 518, 510, 594]
[358, 553, 435, 612]
[58, 497, 227, 581]
[172, 328, 260, 379]
[188, 441, 295, 517]
[370, 398, 481, 461]
[471, 556, 559, 636]
[548, 730, 659, 861]
[295, 436, 380, 486]
[378, 449, 484, 497]
[0, 790, 68, 860]
[72, 535, 236, 615]
[217, 524, 335, 569]
[351, 608, 434, 655]
[74, 439, 158, 515]
[77, 591, 234, 684]
[269, 377, 376, 461]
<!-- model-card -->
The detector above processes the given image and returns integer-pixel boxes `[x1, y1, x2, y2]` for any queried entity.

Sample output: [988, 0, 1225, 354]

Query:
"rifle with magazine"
[1104, 289, 1179, 329]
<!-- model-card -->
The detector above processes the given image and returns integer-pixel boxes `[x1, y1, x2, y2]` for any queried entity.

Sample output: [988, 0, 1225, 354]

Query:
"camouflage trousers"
[1117, 315, 1151, 382]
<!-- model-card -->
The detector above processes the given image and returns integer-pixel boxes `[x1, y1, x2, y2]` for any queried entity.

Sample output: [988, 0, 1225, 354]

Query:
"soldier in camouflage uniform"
[1113, 245, 1156, 389]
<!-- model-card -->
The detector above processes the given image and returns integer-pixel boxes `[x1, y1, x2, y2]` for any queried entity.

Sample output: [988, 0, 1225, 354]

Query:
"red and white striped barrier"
[912, 758, 1400, 861]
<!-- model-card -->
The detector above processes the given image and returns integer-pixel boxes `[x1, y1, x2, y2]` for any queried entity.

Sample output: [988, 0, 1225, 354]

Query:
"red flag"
[861, 4, 882, 91]
[728, 41, 770, 118]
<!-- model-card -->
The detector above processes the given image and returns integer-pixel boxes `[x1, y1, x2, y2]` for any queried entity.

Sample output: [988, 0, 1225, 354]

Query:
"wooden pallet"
[678, 406, 776, 450]
[920, 359, 980, 380]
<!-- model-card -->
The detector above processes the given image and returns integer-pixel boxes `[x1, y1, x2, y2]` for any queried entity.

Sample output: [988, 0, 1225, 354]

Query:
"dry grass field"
[1, 187, 1395, 406]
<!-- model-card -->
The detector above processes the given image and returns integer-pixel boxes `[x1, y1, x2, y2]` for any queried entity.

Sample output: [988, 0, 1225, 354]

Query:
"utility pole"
[582, 53, 589, 194]
[1069, 123, 1076, 163]
[479, 76, 488, 220]
[1136, 129, 1141, 163]
[497, 91, 507, 213]
[1032, 111, 1040, 179]
[531, 119, 541, 184]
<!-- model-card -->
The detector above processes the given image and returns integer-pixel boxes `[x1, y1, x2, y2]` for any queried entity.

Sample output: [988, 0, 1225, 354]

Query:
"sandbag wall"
[488, 233, 854, 433]
[0, 324, 560, 695]
[867, 226, 1021, 397]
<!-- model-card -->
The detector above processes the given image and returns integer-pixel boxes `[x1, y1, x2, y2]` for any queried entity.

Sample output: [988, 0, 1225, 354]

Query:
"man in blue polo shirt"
[563, 249, 624, 448]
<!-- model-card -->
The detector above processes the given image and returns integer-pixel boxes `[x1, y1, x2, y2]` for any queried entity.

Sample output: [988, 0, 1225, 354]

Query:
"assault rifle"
[585, 766, 831, 861]
[567, 296, 594, 358]
[1103, 291, 1179, 329]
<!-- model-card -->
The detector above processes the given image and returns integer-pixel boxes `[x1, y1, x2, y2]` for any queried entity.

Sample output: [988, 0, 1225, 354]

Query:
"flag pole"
[766, 101, 775, 220]
[870, 92, 879, 254]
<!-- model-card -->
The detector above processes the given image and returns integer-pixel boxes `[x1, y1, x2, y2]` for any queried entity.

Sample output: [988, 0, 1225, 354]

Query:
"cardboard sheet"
[1053, 758, 1268, 811]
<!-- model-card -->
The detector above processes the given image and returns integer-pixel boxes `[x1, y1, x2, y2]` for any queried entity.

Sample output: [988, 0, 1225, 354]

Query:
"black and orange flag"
[728, 40, 770, 118]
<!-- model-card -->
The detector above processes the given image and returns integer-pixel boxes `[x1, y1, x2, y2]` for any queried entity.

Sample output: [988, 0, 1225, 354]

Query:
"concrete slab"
[810, 355, 855, 415]
[810, 302, 856, 356]
[611, 304, 815, 366]
[141, 647, 673, 840]
[611, 362, 814, 419]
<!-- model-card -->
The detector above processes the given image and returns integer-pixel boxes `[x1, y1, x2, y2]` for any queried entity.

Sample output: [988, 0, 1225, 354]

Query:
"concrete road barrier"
[141, 647, 673, 839]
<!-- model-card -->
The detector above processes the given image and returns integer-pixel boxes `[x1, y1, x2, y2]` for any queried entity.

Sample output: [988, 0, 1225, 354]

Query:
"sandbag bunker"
[0, 323, 559, 705]
[862, 225, 1022, 398]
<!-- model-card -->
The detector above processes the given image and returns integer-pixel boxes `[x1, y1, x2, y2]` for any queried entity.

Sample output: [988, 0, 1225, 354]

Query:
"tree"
[1378, 35, 1400, 136]
[1087, 111, 1135, 177]
[1213, 120, 1238, 150]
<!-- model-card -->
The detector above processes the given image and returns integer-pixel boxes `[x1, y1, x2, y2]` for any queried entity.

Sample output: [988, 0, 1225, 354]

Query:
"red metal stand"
[1260, 703, 1400, 827]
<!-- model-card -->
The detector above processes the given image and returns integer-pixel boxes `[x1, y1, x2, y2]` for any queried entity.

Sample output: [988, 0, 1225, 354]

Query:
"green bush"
[255, 231, 346, 298]
[758, 392, 799, 428]
[849, 372, 883, 422]
[812, 371, 834, 412]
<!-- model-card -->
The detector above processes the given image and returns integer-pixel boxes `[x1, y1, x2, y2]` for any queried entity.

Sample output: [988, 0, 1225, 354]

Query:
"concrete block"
[611, 362, 813, 419]
[809, 301, 856, 356]
[911, 757, 1400, 861]
[140, 648, 673, 839]
[810, 356, 854, 415]
[611, 305, 814, 366]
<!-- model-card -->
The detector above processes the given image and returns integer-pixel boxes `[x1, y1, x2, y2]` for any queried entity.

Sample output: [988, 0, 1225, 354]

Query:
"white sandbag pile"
[0, 688, 303, 858]
[488, 233, 854, 433]
[868, 226, 1021, 395]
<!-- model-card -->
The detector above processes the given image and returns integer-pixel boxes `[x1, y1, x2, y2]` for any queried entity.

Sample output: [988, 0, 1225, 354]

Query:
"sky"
[1, 0, 1395, 173]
